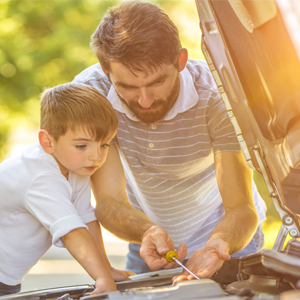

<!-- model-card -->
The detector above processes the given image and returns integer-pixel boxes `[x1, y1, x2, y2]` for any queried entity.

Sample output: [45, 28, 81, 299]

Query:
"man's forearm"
[213, 151, 259, 255]
[95, 196, 156, 244]
[209, 203, 259, 254]
[91, 144, 157, 244]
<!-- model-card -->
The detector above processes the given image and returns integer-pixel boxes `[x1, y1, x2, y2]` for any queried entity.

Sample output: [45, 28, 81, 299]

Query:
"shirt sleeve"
[24, 172, 89, 247]
[70, 173, 97, 224]
[206, 92, 241, 153]
[187, 59, 241, 154]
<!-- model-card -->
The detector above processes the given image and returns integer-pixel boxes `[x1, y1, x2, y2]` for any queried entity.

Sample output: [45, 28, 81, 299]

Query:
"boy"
[0, 82, 133, 296]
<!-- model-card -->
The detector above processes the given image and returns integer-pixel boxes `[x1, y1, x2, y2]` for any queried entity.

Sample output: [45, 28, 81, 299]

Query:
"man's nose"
[138, 87, 154, 108]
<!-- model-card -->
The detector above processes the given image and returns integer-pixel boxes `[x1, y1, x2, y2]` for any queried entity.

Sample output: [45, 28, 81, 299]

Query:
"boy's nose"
[89, 147, 101, 162]
[138, 88, 154, 108]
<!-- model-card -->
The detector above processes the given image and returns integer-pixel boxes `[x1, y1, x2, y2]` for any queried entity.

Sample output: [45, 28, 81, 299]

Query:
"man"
[73, 0, 266, 280]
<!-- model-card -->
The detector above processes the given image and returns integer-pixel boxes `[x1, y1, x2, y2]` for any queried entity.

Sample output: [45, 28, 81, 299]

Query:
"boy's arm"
[87, 221, 111, 267]
[61, 227, 116, 294]
[86, 220, 135, 281]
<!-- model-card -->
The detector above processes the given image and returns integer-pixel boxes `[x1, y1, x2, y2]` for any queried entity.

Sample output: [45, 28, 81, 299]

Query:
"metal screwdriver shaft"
[172, 256, 200, 280]
[164, 250, 200, 280]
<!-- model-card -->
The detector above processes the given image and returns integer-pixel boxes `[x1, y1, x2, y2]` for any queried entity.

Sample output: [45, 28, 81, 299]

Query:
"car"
[1, 0, 300, 299]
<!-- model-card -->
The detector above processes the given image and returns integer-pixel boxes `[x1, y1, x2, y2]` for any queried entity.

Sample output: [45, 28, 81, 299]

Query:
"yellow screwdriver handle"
[164, 250, 178, 262]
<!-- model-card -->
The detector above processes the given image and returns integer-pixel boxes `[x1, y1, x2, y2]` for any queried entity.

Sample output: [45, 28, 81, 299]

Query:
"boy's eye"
[100, 143, 110, 149]
[76, 145, 87, 149]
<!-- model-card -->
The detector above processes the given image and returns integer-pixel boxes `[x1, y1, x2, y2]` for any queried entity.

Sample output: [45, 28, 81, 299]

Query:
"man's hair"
[40, 82, 118, 141]
[90, 0, 182, 74]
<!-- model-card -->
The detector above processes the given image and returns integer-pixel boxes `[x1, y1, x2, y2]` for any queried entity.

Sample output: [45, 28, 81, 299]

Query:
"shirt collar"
[106, 66, 198, 122]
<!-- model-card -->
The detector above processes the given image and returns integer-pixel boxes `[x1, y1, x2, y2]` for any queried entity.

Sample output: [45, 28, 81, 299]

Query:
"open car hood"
[196, 0, 300, 251]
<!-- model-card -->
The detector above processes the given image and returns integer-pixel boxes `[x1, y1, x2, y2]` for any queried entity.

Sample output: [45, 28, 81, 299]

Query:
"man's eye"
[76, 145, 87, 149]
[100, 143, 110, 149]
[120, 87, 137, 93]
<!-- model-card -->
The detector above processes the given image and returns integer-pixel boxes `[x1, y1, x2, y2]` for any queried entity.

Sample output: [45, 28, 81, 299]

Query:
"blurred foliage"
[0, 0, 281, 245]
[0, 0, 203, 159]
[0, 0, 117, 157]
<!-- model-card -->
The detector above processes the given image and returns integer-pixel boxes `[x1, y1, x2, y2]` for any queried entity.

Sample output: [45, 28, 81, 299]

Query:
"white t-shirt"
[0, 143, 97, 285]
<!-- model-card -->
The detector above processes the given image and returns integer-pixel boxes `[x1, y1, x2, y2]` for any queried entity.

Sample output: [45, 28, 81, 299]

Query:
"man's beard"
[116, 74, 180, 124]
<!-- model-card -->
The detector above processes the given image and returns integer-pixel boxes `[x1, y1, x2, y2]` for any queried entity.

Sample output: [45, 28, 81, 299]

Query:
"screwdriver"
[164, 250, 200, 280]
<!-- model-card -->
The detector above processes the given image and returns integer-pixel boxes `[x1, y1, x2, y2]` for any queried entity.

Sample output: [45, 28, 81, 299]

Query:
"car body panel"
[196, 0, 300, 250]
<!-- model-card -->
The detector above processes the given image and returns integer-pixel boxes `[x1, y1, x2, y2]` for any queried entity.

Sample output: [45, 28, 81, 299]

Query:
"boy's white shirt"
[0, 143, 96, 285]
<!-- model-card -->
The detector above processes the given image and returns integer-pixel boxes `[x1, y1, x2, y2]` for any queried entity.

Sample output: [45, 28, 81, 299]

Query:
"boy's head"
[90, 0, 182, 75]
[39, 82, 118, 178]
[40, 82, 118, 142]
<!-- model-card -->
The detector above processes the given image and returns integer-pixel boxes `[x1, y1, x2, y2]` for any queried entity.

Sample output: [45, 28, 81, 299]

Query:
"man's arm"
[91, 144, 187, 270]
[174, 151, 258, 281]
[91, 144, 155, 243]
[210, 151, 258, 252]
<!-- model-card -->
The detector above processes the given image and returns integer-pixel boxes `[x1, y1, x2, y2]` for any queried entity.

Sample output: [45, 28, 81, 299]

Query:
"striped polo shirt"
[74, 59, 266, 257]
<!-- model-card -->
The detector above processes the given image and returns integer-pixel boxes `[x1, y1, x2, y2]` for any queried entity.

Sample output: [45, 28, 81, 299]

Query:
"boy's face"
[50, 128, 111, 179]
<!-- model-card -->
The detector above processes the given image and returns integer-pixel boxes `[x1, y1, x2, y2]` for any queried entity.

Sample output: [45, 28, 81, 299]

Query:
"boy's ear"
[178, 48, 188, 72]
[38, 130, 54, 154]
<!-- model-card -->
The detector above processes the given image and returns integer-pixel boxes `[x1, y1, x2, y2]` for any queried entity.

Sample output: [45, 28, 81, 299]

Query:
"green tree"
[0, 0, 114, 157]
[0, 0, 202, 159]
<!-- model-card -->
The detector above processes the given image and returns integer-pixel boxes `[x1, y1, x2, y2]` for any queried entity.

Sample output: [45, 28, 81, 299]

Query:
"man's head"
[39, 83, 118, 178]
[90, 0, 182, 74]
[40, 82, 118, 142]
[91, 0, 188, 124]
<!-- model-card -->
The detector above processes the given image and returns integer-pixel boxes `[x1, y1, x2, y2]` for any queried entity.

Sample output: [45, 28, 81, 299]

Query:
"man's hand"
[140, 225, 187, 271]
[173, 238, 230, 281]
[90, 277, 117, 295]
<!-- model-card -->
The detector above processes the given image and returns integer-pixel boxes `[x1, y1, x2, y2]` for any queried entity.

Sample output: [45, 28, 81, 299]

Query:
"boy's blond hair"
[40, 82, 118, 141]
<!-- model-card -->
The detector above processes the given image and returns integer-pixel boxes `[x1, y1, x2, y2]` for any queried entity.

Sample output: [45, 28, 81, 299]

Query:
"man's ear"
[38, 130, 55, 154]
[178, 48, 188, 72]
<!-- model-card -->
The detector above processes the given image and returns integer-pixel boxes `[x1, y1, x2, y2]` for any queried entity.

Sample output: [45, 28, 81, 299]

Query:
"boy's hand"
[111, 268, 135, 282]
[90, 277, 117, 295]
